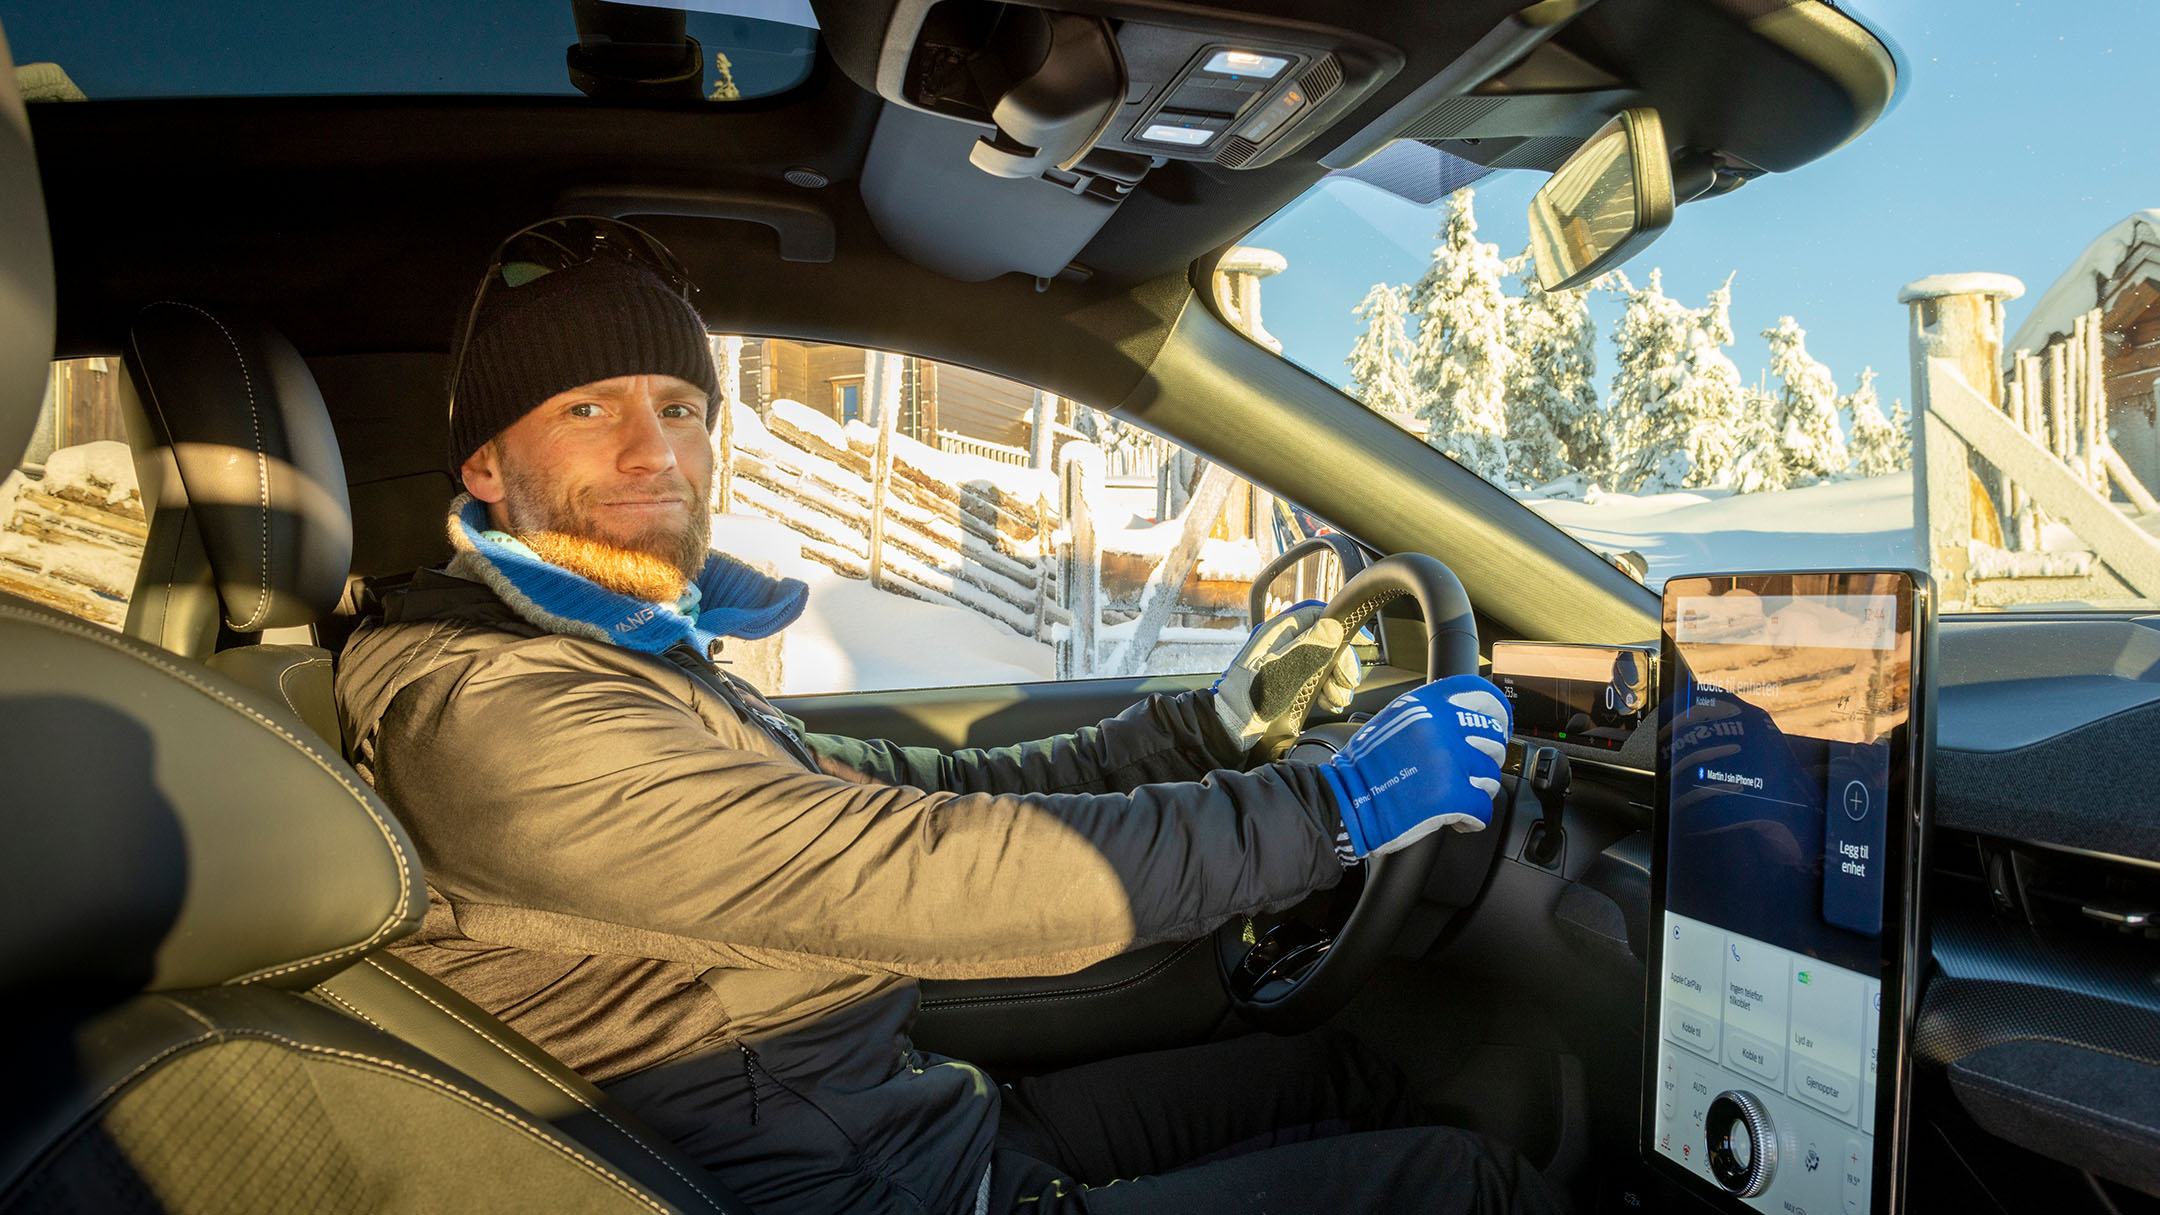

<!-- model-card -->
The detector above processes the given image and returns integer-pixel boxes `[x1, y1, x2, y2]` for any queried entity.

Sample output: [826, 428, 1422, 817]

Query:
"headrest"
[127, 303, 354, 630]
[0, 21, 57, 466]
[0, 593, 423, 996]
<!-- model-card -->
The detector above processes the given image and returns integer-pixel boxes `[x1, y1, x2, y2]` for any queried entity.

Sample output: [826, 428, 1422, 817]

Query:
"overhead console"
[818, 0, 1400, 280]
[853, 0, 1400, 174]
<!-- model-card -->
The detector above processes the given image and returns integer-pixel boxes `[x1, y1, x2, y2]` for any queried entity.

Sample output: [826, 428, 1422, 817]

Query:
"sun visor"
[861, 101, 1132, 282]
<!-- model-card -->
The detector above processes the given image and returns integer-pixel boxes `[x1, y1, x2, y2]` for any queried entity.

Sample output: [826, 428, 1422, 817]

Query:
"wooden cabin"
[2009, 211, 2160, 489]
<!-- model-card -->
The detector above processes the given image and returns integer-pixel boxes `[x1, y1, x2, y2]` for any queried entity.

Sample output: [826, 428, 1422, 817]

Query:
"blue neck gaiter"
[447, 495, 807, 655]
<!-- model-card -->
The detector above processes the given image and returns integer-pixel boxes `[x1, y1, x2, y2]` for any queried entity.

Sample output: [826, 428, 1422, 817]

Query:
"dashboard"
[1519, 615, 2160, 861]
[1502, 613, 2160, 1206]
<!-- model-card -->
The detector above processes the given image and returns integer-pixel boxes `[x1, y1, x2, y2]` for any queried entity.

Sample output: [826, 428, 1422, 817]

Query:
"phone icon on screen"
[1731, 944, 1742, 963]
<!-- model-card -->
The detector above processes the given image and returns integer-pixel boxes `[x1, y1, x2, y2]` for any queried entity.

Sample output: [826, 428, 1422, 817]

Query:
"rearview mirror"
[1527, 108, 1674, 291]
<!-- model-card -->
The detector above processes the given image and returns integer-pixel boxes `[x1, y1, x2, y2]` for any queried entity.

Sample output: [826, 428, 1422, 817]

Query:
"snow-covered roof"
[2006, 209, 2160, 359]
[1219, 246, 1287, 278]
[1896, 273, 2024, 304]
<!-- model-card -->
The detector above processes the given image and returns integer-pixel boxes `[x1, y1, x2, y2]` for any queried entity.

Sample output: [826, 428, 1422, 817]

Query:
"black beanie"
[449, 255, 719, 472]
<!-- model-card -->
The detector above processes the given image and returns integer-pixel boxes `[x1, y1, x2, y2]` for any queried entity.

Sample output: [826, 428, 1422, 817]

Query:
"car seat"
[107, 312, 745, 1215]
[0, 20, 739, 1213]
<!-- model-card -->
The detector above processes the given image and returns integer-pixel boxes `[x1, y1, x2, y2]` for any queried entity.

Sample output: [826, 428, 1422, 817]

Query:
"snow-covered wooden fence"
[723, 401, 1068, 641]
[934, 429, 1033, 468]
[720, 400, 1268, 678]
[1996, 309, 2160, 549]
[1906, 276, 2160, 607]
[0, 441, 145, 630]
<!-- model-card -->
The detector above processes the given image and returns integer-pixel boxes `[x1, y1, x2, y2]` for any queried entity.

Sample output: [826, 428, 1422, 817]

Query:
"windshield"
[2, 1, 816, 103]
[1240, 0, 2160, 613]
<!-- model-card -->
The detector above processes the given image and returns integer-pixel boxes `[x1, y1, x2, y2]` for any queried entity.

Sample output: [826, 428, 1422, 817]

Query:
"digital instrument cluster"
[1490, 641, 1655, 751]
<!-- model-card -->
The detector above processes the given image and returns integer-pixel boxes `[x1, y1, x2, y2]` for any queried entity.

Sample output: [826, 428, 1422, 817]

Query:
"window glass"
[1232, 2, 2160, 614]
[0, 358, 145, 630]
[1, 2, 818, 104]
[705, 336, 1287, 694]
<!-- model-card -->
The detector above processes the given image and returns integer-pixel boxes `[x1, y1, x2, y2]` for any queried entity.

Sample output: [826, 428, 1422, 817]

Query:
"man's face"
[461, 374, 715, 592]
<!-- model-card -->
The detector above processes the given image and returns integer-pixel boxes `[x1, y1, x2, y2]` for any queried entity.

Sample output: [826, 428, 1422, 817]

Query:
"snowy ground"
[711, 513, 1056, 695]
[1095, 478, 1271, 582]
[1521, 473, 1919, 588]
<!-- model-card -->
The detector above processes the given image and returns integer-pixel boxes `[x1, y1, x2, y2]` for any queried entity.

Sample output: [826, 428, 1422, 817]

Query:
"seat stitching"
[275, 652, 333, 723]
[315, 986, 388, 1033]
[159, 995, 222, 1034]
[227, 1027, 673, 1214]
[0, 600, 415, 979]
[358, 956, 726, 1211]
[90, 1031, 222, 1121]
[152, 302, 274, 632]
[1953, 1062, 2160, 1145]
[4, 999, 226, 1193]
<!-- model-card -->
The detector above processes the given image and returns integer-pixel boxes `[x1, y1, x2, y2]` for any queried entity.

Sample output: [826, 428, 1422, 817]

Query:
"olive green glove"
[1211, 600, 1362, 755]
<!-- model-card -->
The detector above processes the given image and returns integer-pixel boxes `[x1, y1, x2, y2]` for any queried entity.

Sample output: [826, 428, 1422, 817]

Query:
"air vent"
[1213, 55, 1341, 168]
[1968, 834, 2160, 942]
[1297, 54, 1342, 103]
[1400, 95, 1506, 142]
[1215, 136, 1259, 168]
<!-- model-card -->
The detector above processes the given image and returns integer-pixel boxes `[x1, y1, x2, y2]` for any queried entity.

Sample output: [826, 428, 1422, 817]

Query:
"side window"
[707, 336, 1288, 694]
[0, 357, 146, 630]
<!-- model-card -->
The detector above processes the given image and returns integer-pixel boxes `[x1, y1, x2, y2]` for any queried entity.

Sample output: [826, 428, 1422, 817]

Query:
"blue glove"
[1322, 675, 1511, 859]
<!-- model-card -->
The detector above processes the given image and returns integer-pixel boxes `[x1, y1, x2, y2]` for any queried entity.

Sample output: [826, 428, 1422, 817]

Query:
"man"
[336, 218, 1563, 1214]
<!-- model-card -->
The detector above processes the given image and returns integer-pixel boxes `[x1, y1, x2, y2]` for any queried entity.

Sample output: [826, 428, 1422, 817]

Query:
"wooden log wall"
[2001, 307, 2157, 551]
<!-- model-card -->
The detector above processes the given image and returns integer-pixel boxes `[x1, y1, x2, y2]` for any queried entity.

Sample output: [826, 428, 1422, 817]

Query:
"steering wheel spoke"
[1215, 552, 1488, 1032]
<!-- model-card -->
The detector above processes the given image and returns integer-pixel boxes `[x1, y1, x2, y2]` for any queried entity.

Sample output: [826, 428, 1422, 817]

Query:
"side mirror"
[1249, 535, 1364, 627]
[1527, 107, 1675, 291]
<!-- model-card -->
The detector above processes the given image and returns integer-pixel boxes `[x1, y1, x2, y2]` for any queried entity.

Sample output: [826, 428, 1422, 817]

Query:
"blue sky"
[0, 1, 817, 101]
[1250, 0, 2158, 412]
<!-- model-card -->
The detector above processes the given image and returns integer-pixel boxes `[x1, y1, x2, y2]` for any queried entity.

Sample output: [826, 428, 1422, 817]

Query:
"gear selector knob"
[1706, 1090, 1777, 1197]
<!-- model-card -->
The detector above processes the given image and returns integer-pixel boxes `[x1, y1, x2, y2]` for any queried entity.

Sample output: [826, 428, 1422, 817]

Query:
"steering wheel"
[1215, 551, 1483, 1032]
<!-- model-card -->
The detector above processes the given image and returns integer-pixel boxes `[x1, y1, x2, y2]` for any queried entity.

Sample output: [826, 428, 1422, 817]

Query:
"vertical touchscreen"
[1647, 573, 1921, 1215]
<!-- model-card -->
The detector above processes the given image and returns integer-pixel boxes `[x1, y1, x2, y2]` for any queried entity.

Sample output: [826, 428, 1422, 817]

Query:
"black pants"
[985, 1029, 1571, 1213]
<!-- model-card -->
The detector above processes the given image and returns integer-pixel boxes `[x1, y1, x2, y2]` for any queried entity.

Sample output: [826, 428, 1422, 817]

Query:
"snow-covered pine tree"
[1843, 368, 1908, 475]
[1603, 271, 1747, 492]
[1503, 252, 1603, 485]
[1728, 383, 1786, 493]
[1404, 188, 1515, 484]
[1761, 316, 1850, 486]
[1346, 282, 1419, 425]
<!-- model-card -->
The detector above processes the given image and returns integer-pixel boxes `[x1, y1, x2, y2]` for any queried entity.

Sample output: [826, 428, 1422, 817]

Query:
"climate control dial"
[1705, 1090, 1777, 1198]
